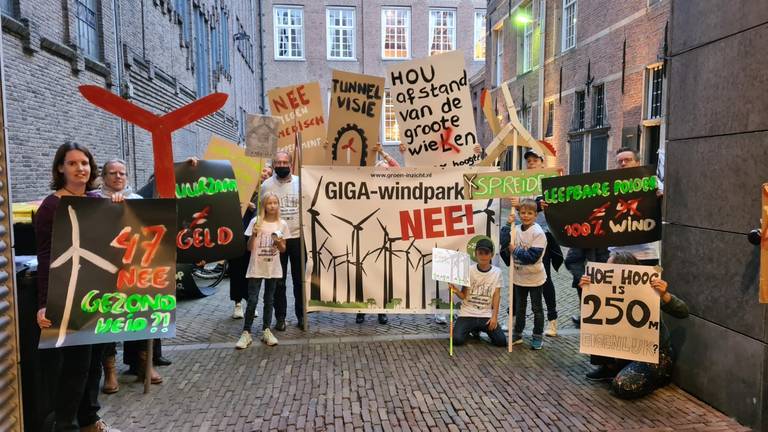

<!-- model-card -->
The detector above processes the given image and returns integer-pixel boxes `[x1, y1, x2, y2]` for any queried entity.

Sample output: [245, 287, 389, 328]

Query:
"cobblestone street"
[99, 266, 747, 431]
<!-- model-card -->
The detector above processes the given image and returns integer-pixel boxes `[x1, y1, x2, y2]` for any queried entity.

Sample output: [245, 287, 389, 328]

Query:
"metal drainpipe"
[537, 0, 546, 141]
[257, 0, 266, 113]
[111, 0, 127, 163]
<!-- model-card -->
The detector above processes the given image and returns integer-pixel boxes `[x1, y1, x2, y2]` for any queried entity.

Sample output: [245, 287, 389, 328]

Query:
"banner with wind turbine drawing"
[39, 197, 177, 348]
[302, 166, 499, 314]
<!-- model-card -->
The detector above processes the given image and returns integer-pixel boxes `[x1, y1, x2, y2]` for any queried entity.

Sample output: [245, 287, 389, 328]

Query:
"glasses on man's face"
[107, 171, 127, 177]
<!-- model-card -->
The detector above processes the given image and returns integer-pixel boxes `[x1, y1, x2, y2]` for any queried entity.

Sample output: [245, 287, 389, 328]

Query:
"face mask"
[275, 166, 291, 178]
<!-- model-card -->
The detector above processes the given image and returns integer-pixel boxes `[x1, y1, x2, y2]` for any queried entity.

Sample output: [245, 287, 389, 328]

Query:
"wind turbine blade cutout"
[50, 205, 119, 347]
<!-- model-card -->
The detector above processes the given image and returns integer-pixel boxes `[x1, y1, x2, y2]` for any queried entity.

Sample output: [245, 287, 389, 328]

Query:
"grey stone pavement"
[99, 266, 748, 431]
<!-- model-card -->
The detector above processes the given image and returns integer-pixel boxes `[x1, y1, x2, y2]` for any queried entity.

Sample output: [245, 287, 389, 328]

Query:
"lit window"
[327, 8, 355, 60]
[76, 0, 99, 59]
[545, 101, 554, 137]
[383, 90, 400, 144]
[428, 9, 456, 55]
[473, 10, 486, 61]
[382, 8, 410, 59]
[562, 0, 577, 51]
[274, 6, 304, 59]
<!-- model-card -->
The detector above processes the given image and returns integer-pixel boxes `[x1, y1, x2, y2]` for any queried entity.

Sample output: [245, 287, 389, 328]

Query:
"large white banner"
[580, 262, 661, 364]
[302, 166, 499, 314]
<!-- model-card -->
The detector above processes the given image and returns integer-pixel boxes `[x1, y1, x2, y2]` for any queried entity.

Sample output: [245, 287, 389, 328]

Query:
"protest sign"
[541, 166, 661, 248]
[204, 135, 263, 215]
[387, 51, 480, 168]
[302, 166, 499, 313]
[431, 248, 471, 286]
[761, 184, 768, 303]
[175, 160, 246, 263]
[580, 262, 661, 363]
[39, 197, 177, 348]
[327, 70, 384, 167]
[245, 114, 279, 158]
[267, 81, 328, 165]
[464, 168, 561, 200]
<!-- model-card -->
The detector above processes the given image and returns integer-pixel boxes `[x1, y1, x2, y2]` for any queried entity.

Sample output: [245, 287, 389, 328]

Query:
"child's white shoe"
[235, 331, 252, 349]
[544, 320, 557, 337]
[232, 303, 244, 319]
[262, 328, 278, 346]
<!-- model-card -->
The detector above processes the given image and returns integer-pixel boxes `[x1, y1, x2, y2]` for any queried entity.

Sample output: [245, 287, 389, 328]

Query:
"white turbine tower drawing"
[50, 205, 118, 347]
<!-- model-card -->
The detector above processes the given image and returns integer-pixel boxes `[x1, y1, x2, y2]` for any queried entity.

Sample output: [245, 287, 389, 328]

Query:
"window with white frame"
[429, 9, 456, 55]
[383, 90, 400, 144]
[76, 0, 100, 59]
[646, 65, 664, 119]
[473, 10, 486, 61]
[562, 0, 577, 51]
[517, 107, 532, 133]
[522, 4, 534, 72]
[274, 6, 304, 59]
[494, 28, 504, 86]
[382, 8, 410, 59]
[574, 91, 585, 130]
[327, 7, 355, 60]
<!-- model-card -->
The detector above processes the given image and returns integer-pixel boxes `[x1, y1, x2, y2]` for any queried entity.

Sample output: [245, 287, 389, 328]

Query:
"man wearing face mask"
[260, 151, 304, 330]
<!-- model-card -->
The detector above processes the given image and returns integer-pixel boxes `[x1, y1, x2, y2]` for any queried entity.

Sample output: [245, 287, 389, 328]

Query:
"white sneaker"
[261, 328, 278, 346]
[255, 308, 259, 318]
[232, 303, 244, 319]
[544, 320, 558, 337]
[235, 331, 252, 349]
[435, 314, 447, 324]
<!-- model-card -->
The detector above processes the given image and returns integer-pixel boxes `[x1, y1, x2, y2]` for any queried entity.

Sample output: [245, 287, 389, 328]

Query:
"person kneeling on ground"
[449, 238, 506, 347]
[579, 251, 689, 399]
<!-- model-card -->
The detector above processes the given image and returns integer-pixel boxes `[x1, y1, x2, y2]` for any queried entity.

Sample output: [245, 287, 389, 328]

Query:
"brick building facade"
[257, 0, 487, 160]
[482, 0, 669, 173]
[1, 0, 260, 201]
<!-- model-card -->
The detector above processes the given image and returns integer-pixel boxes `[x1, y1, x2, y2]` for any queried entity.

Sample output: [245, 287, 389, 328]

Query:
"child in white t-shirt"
[236, 192, 289, 349]
[511, 199, 548, 350]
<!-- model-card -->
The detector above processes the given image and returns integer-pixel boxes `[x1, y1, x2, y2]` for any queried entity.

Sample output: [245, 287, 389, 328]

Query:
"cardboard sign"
[464, 168, 561, 200]
[541, 166, 661, 248]
[387, 51, 481, 168]
[760, 183, 768, 303]
[301, 166, 499, 314]
[204, 135, 263, 215]
[580, 262, 661, 364]
[175, 160, 246, 263]
[267, 82, 328, 165]
[327, 70, 384, 167]
[245, 114, 279, 158]
[431, 248, 471, 286]
[39, 197, 177, 348]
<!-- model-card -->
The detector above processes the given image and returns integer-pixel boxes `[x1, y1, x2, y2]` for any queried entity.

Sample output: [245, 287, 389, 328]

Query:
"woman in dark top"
[35, 142, 121, 432]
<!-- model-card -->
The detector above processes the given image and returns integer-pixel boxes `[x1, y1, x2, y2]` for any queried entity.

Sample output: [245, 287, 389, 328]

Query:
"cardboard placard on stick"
[464, 168, 561, 200]
[39, 197, 177, 348]
[327, 70, 384, 167]
[541, 166, 662, 248]
[431, 248, 471, 286]
[175, 160, 246, 263]
[204, 135, 263, 215]
[267, 82, 328, 165]
[580, 262, 661, 364]
[245, 114, 280, 158]
[387, 51, 480, 167]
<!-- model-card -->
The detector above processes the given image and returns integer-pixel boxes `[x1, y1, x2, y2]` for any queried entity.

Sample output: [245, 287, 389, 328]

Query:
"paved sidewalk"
[102, 336, 746, 431]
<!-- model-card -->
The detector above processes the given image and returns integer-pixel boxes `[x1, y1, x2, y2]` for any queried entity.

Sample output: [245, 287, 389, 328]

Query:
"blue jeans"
[513, 284, 544, 339]
[453, 317, 506, 347]
[244, 278, 277, 332]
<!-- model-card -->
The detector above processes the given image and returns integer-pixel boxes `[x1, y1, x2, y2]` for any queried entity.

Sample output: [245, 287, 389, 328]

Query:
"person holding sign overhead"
[35, 143, 122, 432]
[448, 238, 506, 347]
[579, 251, 688, 399]
[260, 151, 304, 330]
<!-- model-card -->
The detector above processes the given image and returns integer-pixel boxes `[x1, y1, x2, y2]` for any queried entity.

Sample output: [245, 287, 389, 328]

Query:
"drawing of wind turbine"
[308, 177, 331, 301]
[402, 239, 417, 308]
[475, 199, 497, 237]
[412, 244, 432, 309]
[332, 209, 380, 302]
[50, 205, 119, 347]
